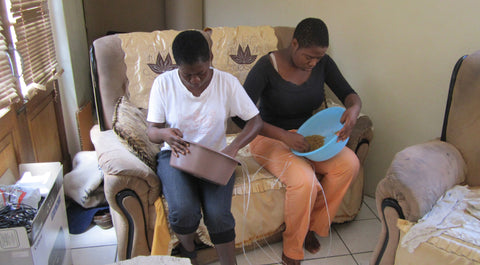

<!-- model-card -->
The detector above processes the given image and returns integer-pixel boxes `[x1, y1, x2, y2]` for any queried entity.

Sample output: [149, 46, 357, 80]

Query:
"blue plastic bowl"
[292, 106, 349, 161]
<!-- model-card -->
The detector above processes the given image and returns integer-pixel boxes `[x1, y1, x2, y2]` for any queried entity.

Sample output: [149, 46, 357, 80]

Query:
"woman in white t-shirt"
[147, 30, 262, 265]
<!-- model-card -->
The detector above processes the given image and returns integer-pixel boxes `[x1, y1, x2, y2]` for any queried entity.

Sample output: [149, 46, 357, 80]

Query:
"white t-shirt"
[147, 68, 259, 152]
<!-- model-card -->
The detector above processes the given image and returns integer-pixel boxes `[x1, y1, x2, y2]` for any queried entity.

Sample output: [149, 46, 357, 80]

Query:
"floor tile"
[211, 230, 350, 265]
[70, 225, 117, 248]
[353, 252, 374, 265]
[71, 245, 117, 265]
[303, 254, 357, 265]
[363, 195, 379, 219]
[354, 202, 377, 220]
[334, 219, 381, 254]
[303, 230, 349, 259]
[211, 241, 283, 265]
[67, 197, 383, 265]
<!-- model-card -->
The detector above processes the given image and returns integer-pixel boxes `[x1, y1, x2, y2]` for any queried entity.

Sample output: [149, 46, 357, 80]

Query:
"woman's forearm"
[224, 115, 263, 156]
[147, 122, 166, 144]
[344, 93, 362, 115]
[260, 122, 288, 142]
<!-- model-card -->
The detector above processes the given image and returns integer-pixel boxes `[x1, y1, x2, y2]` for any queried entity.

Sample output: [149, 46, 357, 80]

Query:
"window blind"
[10, 0, 59, 94]
[0, 17, 19, 112]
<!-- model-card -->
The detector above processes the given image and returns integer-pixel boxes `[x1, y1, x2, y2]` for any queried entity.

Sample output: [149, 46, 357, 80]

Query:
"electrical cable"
[0, 203, 37, 233]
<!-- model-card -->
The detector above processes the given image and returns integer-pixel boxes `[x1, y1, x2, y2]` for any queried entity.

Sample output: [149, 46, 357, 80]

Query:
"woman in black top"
[240, 18, 361, 265]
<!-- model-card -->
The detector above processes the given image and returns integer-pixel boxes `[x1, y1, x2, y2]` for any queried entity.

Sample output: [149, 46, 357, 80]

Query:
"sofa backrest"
[442, 49, 480, 186]
[90, 26, 294, 131]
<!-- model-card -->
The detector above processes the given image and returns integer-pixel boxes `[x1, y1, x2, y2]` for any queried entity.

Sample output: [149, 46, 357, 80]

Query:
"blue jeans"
[156, 150, 236, 244]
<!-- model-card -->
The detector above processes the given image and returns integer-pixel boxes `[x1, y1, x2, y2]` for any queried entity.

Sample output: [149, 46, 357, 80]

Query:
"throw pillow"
[112, 96, 160, 170]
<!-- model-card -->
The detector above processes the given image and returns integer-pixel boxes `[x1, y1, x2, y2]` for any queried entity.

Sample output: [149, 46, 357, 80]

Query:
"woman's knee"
[203, 208, 235, 234]
[341, 148, 360, 177]
[282, 159, 318, 189]
[168, 204, 202, 234]
[326, 148, 360, 181]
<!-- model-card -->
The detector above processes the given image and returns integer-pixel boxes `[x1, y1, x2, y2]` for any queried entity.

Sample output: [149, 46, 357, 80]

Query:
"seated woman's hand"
[284, 131, 310, 152]
[162, 128, 190, 157]
[337, 107, 359, 142]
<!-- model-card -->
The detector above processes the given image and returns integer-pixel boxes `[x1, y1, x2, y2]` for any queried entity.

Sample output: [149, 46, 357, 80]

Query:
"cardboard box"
[0, 162, 71, 265]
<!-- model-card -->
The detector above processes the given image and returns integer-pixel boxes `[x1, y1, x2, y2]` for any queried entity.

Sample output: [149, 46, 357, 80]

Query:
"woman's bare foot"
[304, 231, 321, 254]
[282, 253, 301, 265]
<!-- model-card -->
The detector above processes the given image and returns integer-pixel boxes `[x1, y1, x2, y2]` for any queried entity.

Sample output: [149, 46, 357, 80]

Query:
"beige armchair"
[371, 50, 480, 265]
[89, 26, 374, 263]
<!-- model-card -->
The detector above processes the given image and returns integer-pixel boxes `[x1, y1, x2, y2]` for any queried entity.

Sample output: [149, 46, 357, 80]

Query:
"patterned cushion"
[118, 30, 180, 109]
[208, 26, 278, 84]
[112, 96, 160, 170]
[116, 27, 278, 109]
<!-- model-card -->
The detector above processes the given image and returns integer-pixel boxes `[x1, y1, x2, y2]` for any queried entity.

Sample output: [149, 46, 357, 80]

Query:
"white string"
[299, 158, 334, 259]
[238, 152, 291, 264]
[315, 170, 334, 257]
[239, 160, 254, 265]
[251, 152, 292, 187]
[254, 237, 281, 262]
[237, 149, 334, 264]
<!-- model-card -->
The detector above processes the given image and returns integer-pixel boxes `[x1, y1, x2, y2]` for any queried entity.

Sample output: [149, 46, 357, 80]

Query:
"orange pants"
[249, 135, 359, 260]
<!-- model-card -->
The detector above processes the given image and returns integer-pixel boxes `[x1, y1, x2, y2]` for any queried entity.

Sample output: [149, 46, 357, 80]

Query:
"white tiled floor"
[70, 225, 117, 265]
[69, 196, 380, 265]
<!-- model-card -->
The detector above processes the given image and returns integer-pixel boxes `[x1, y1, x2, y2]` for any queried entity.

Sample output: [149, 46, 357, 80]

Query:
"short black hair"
[172, 30, 210, 65]
[293, 18, 329, 48]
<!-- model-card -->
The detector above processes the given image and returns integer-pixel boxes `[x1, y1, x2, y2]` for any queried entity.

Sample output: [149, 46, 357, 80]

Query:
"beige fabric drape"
[118, 30, 180, 109]
[208, 26, 278, 84]
[396, 219, 480, 264]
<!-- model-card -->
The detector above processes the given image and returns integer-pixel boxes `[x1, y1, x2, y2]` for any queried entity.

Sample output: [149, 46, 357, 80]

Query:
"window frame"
[0, 0, 22, 115]
[0, 0, 60, 117]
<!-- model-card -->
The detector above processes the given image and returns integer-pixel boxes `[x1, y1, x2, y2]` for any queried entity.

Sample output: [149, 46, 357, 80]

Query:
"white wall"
[204, 0, 480, 196]
[83, 0, 166, 46]
[51, 0, 91, 157]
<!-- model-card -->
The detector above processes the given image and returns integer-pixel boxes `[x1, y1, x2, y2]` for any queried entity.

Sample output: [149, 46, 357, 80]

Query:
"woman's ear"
[202, 28, 213, 49]
[202, 28, 214, 65]
[291, 38, 299, 50]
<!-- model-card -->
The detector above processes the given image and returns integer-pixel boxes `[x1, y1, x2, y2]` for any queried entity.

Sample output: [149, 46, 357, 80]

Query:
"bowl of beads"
[292, 106, 348, 162]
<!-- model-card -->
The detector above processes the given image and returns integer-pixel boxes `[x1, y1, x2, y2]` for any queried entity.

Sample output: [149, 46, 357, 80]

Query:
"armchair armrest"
[371, 139, 466, 265]
[376, 139, 466, 221]
[347, 115, 374, 164]
[90, 125, 159, 189]
[90, 125, 160, 260]
[323, 99, 374, 164]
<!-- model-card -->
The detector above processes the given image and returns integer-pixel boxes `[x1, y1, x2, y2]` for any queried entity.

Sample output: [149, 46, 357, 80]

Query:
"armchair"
[371, 49, 480, 265]
[89, 26, 374, 263]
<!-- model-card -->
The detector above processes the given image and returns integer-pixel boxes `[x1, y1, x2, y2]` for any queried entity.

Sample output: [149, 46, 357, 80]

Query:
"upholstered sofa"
[89, 25, 374, 263]
[370, 50, 480, 265]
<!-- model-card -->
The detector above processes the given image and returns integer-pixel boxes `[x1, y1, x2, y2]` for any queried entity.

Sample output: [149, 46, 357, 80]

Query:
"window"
[0, 0, 60, 117]
[0, 14, 19, 116]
